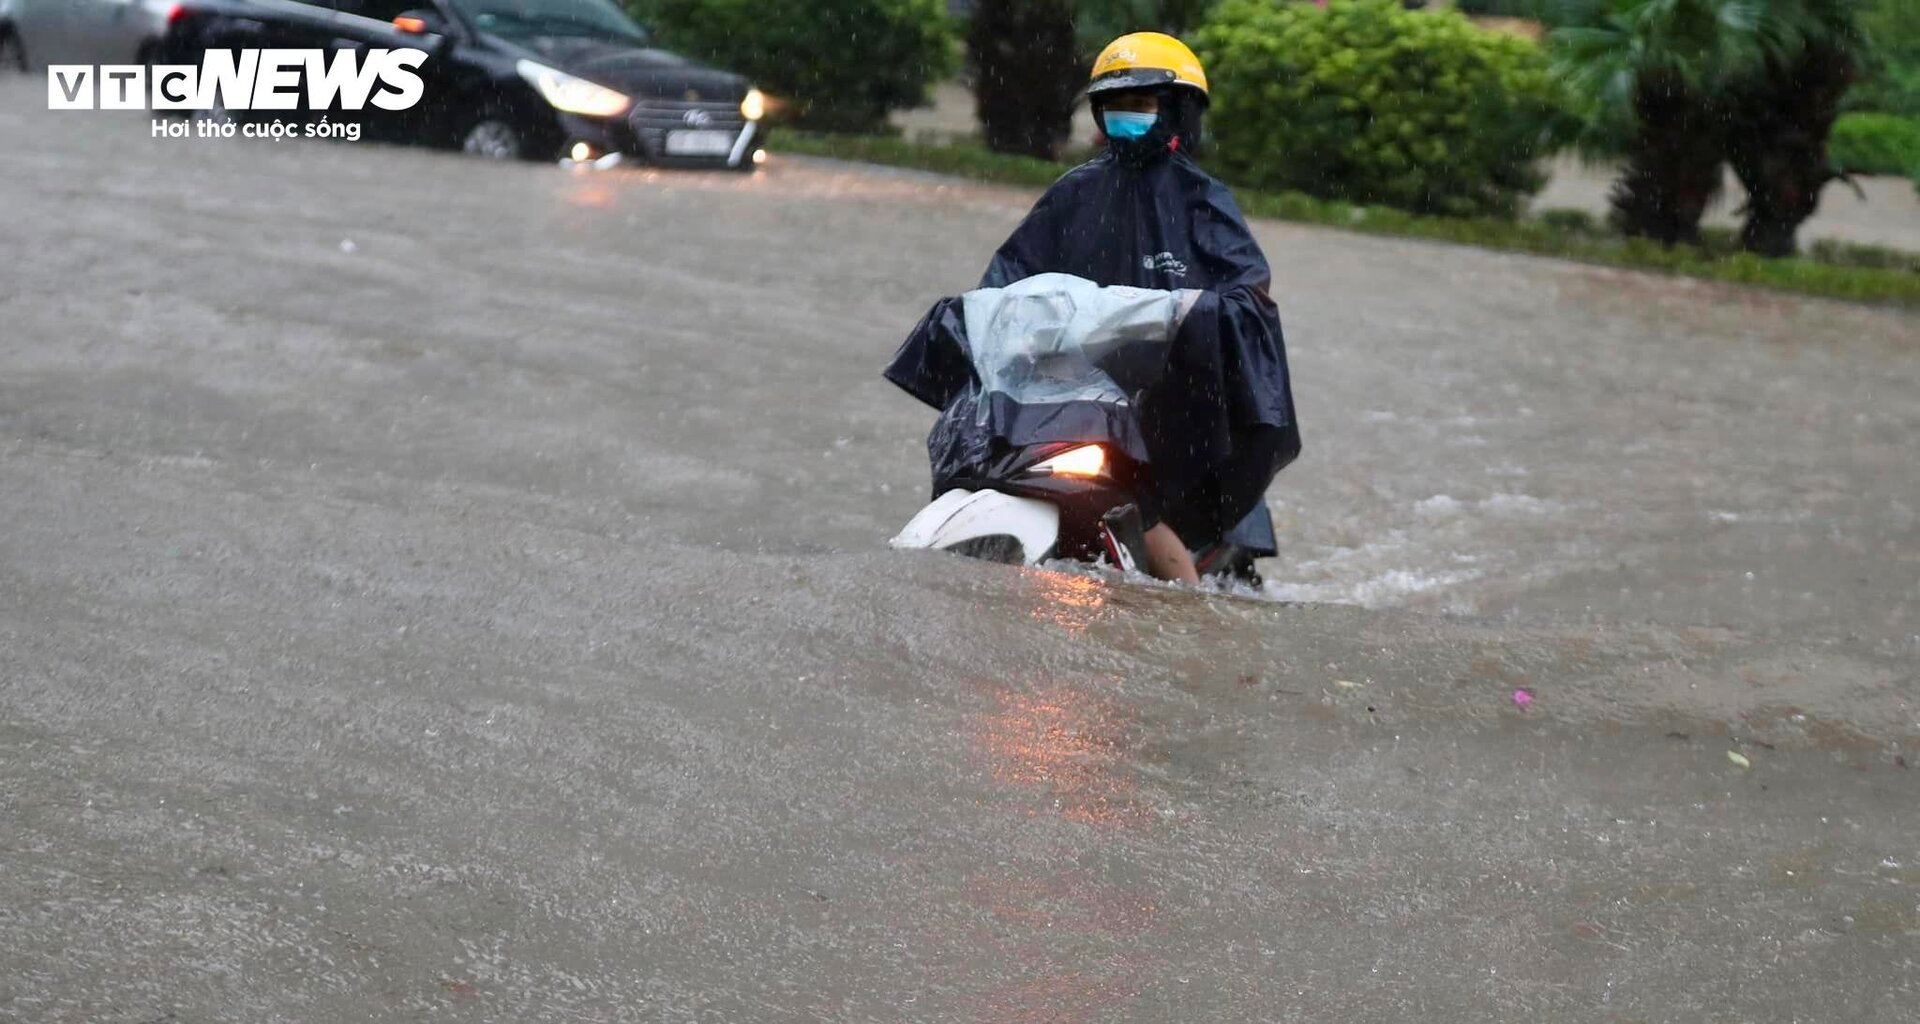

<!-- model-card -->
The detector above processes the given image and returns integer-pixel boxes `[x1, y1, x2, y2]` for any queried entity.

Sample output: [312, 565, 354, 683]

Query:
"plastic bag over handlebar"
[961, 273, 1199, 417]
[885, 274, 1200, 491]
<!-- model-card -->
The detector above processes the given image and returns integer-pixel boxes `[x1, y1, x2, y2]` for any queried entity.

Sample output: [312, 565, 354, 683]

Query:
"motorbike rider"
[979, 33, 1301, 583]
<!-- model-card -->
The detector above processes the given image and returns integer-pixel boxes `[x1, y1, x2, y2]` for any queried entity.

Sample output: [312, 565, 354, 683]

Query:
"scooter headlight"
[516, 60, 632, 118]
[1031, 444, 1107, 478]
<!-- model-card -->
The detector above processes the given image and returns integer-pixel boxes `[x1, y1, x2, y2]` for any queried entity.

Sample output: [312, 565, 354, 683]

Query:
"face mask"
[1102, 110, 1157, 142]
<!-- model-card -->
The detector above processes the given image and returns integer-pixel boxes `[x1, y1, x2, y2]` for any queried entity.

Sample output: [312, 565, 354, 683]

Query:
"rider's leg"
[1138, 422, 1297, 583]
[1143, 522, 1200, 584]
[1163, 423, 1299, 545]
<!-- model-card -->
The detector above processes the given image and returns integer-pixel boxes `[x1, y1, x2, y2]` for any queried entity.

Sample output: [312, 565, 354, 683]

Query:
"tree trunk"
[1726, 42, 1856, 258]
[968, 0, 1083, 160]
[1609, 76, 1725, 247]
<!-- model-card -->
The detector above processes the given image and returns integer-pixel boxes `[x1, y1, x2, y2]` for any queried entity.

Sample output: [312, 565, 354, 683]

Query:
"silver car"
[2, 0, 183, 69]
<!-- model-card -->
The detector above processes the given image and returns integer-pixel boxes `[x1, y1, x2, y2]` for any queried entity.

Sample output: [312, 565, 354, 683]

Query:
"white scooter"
[888, 274, 1259, 582]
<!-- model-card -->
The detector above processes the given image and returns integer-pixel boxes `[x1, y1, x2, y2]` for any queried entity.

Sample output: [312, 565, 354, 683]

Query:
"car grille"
[628, 99, 748, 156]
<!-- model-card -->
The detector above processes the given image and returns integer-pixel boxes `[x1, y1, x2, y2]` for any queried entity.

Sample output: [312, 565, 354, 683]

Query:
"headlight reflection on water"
[968, 679, 1152, 830]
[1028, 570, 1109, 634]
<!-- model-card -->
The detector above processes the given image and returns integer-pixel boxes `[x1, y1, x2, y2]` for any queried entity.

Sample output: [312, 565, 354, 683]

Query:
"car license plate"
[664, 130, 734, 156]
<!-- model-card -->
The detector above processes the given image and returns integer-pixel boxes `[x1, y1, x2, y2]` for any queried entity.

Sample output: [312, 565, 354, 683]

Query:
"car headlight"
[515, 60, 631, 118]
[740, 88, 765, 121]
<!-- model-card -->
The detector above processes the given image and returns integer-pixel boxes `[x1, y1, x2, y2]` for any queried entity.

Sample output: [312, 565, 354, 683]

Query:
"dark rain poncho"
[885, 147, 1299, 553]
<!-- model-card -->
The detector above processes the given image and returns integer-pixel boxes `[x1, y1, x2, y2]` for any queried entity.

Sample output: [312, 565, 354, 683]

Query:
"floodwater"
[2, 81, 1917, 1022]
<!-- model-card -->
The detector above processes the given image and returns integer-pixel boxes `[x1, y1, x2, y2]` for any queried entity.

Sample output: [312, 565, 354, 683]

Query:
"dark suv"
[159, 0, 766, 167]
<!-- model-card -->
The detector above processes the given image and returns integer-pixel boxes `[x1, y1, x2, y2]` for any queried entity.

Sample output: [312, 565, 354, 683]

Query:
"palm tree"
[1549, 0, 1777, 245]
[1724, 0, 1865, 255]
[967, 1, 1211, 161]
[968, 0, 1083, 159]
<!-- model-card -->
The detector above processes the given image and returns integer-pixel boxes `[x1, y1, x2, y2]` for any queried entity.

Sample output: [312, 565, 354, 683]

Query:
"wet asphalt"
[2, 81, 1917, 1023]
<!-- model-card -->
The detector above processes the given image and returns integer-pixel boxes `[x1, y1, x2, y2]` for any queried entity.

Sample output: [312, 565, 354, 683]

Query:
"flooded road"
[2, 82, 1916, 1022]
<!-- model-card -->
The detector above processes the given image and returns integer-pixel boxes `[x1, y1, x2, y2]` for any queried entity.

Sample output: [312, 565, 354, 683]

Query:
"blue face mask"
[1102, 110, 1157, 141]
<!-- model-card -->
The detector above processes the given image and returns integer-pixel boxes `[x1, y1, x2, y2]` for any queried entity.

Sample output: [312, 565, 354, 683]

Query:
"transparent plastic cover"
[960, 273, 1194, 418]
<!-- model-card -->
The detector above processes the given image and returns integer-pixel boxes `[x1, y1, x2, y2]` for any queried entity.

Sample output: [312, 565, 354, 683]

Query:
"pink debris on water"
[1512, 689, 1534, 707]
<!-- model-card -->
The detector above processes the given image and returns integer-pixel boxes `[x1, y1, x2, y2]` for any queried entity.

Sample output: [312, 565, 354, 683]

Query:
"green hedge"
[1806, 238, 1920, 275]
[1451, 0, 1550, 18]
[625, 0, 954, 132]
[1829, 113, 1920, 178]
[1194, 0, 1561, 218]
[1852, 0, 1920, 118]
[775, 131, 1920, 308]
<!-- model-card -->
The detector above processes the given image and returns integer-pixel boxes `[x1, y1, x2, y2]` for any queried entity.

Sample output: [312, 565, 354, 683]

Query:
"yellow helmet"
[1088, 32, 1209, 101]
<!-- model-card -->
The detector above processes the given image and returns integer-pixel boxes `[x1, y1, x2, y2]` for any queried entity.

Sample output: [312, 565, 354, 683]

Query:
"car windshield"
[450, 0, 649, 44]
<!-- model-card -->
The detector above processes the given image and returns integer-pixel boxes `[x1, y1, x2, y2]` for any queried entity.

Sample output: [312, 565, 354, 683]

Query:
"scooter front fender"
[890, 489, 1061, 566]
